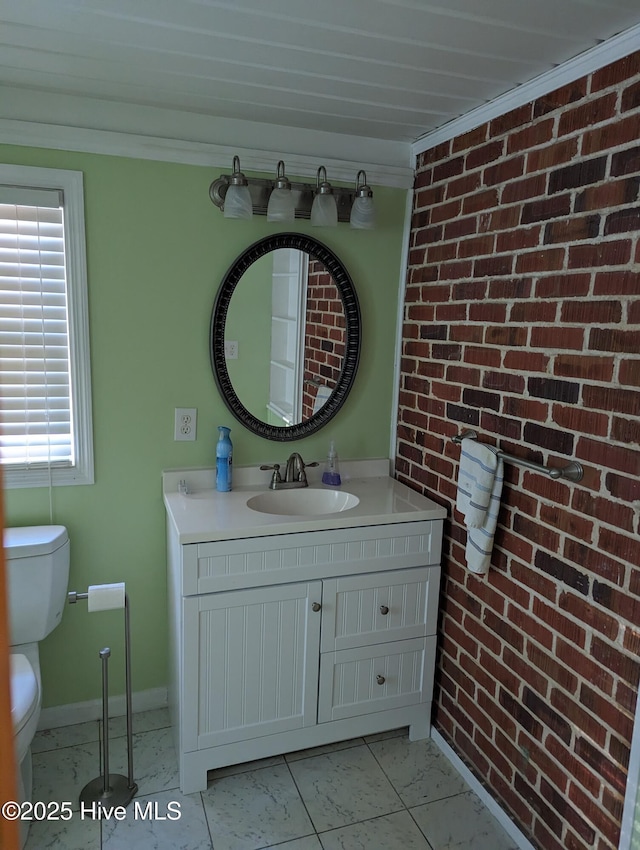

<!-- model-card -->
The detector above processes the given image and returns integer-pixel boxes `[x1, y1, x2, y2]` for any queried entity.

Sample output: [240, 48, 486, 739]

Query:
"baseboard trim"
[38, 687, 168, 731]
[430, 728, 536, 850]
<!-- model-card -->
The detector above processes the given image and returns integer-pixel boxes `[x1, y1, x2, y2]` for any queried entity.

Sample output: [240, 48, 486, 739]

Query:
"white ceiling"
[2, 0, 640, 173]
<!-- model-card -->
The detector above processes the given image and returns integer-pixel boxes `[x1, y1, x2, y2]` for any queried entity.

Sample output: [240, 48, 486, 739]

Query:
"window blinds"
[0, 186, 74, 468]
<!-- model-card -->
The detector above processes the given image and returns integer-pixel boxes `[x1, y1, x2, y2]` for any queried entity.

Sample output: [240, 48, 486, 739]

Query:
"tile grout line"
[365, 737, 437, 850]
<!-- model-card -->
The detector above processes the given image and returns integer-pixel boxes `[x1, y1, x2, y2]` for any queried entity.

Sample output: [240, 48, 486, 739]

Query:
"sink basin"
[247, 488, 360, 516]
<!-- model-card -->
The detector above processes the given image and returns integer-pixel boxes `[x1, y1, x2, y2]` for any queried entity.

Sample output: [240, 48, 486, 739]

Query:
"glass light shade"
[311, 193, 338, 227]
[267, 187, 295, 222]
[350, 195, 375, 229]
[223, 184, 253, 219]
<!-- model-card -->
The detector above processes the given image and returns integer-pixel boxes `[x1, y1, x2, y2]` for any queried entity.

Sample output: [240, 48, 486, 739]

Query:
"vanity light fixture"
[208, 156, 375, 227]
[222, 156, 253, 220]
[266, 160, 296, 222]
[310, 166, 338, 228]
[350, 170, 375, 230]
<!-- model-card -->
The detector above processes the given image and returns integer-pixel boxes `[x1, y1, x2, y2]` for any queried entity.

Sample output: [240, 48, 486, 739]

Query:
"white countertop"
[163, 461, 447, 544]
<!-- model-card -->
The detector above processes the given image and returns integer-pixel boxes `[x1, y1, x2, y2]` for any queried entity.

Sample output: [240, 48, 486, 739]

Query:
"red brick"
[502, 174, 547, 204]
[452, 123, 489, 153]
[582, 113, 640, 155]
[521, 193, 571, 224]
[426, 242, 457, 263]
[527, 643, 577, 692]
[531, 325, 585, 350]
[619, 359, 640, 387]
[599, 527, 640, 568]
[487, 205, 521, 231]
[457, 234, 495, 258]
[433, 155, 464, 183]
[561, 299, 622, 324]
[462, 188, 499, 214]
[554, 355, 614, 383]
[468, 303, 507, 323]
[488, 278, 533, 299]
[515, 248, 565, 273]
[557, 93, 617, 136]
[564, 536, 625, 586]
[439, 259, 473, 280]
[582, 384, 640, 416]
[496, 226, 541, 253]
[591, 52, 640, 92]
[540, 503, 594, 540]
[464, 346, 502, 367]
[445, 171, 482, 199]
[572, 489, 634, 533]
[534, 79, 588, 117]
[544, 215, 600, 244]
[556, 639, 613, 695]
[534, 273, 591, 299]
[484, 155, 525, 187]
[503, 350, 549, 373]
[575, 176, 640, 212]
[552, 404, 609, 438]
[558, 592, 619, 641]
[443, 215, 477, 240]
[592, 636, 640, 688]
[419, 140, 451, 165]
[466, 140, 504, 170]
[502, 396, 549, 422]
[473, 255, 514, 277]
[509, 301, 556, 323]
[622, 79, 640, 112]
[527, 137, 579, 173]
[430, 198, 462, 224]
[568, 240, 632, 269]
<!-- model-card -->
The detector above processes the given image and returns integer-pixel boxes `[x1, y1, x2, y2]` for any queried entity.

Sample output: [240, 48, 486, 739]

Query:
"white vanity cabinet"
[166, 515, 443, 795]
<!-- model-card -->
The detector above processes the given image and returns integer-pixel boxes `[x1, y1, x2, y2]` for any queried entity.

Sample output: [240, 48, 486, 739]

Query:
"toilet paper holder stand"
[68, 586, 138, 808]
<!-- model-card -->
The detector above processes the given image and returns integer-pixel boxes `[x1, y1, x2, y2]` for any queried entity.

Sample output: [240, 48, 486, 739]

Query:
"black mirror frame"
[210, 233, 361, 442]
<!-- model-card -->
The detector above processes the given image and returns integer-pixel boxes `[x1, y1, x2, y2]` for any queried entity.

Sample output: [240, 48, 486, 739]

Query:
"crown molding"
[412, 23, 640, 157]
[0, 87, 413, 189]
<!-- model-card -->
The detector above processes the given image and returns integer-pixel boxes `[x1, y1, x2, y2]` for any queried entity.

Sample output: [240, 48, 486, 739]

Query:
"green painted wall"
[1, 143, 407, 708]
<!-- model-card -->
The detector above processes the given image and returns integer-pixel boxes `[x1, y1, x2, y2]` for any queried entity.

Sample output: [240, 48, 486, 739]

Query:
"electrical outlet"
[174, 407, 197, 441]
[225, 340, 239, 359]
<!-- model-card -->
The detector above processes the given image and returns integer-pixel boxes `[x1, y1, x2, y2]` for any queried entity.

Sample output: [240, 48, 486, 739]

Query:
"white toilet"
[5, 525, 70, 841]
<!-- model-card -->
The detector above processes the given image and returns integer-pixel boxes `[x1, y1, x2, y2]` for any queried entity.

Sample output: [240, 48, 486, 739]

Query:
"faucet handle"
[304, 461, 320, 469]
[260, 463, 282, 489]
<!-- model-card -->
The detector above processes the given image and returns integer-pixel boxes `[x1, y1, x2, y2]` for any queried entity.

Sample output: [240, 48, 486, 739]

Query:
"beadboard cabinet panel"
[167, 518, 443, 794]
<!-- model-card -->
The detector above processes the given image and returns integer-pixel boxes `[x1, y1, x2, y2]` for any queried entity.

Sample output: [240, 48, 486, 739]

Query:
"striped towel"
[456, 438, 504, 575]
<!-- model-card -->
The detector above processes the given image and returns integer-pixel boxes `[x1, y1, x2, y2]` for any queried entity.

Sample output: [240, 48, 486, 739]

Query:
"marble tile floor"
[25, 709, 519, 850]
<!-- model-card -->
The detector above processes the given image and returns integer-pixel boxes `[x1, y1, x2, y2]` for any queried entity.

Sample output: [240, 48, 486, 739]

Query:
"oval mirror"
[210, 233, 361, 441]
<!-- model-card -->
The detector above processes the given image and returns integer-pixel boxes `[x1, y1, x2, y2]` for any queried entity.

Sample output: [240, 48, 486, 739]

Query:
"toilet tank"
[4, 526, 70, 647]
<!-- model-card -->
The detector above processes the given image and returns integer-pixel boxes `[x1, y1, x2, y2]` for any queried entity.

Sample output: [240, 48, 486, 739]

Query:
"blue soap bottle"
[216, 426, 233, 492]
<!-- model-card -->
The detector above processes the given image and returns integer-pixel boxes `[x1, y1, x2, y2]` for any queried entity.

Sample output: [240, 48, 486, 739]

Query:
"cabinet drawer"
[320, 567, 437, 652]
[181, 522, 442, 595]
[318, 636, 436, 722]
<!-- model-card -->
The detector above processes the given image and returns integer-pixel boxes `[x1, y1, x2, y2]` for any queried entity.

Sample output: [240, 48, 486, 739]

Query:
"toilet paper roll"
[87, 582, 126, 612]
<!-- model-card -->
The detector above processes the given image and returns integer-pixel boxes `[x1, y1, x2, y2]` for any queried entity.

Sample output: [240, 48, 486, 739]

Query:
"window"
[0, 164, 93, 488]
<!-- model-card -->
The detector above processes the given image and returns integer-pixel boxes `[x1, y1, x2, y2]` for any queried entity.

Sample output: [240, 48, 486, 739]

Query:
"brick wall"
[302, 259, 345, 418]
[396, 51, 640, 850]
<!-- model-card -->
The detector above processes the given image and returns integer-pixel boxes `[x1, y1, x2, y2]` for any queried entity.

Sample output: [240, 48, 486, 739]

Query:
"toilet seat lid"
[10, 654, 39, 733]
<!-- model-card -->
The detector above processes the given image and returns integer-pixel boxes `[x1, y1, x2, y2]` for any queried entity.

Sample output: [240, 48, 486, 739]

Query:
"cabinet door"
[321, 567, 431, 653]
[184, 581, 322, 750]
[318, 637, 436, 722]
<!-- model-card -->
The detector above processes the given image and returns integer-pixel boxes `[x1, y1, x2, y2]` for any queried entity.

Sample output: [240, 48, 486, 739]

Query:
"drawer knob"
[379, 605, 389, 615]
[311, 602, 321, 612]
[376, 674, 386, 685]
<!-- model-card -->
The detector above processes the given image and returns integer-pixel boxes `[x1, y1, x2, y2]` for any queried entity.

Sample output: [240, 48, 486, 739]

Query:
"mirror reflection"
[210, 233, 360, 442]
[225, 249, 346, 427]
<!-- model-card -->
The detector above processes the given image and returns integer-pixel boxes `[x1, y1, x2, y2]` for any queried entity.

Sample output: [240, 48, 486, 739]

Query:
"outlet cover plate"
[175, 407, 197, 441]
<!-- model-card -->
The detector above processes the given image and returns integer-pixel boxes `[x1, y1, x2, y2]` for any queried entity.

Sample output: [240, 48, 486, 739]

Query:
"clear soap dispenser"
[322, 440, 342, 487]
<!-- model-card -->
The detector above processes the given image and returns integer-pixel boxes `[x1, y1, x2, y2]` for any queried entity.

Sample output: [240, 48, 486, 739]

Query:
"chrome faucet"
[260, 453, 319, 490]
